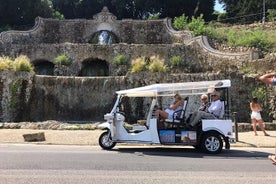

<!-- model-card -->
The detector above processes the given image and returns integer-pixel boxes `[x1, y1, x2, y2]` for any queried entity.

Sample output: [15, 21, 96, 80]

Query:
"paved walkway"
[0, 129, 276, 148]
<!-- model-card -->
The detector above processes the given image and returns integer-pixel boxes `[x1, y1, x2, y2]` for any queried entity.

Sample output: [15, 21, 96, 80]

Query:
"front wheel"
[200, 132, 223, 154]
[99, 131, 116, 150]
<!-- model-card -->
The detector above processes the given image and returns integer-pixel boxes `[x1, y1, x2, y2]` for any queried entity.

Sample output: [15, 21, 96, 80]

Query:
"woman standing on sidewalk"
[250, 97, 270, 136]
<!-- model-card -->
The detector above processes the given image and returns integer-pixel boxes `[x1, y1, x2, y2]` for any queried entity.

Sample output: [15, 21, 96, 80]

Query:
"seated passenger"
[155, 94, 184, 128]
[189, 91, 223, 127]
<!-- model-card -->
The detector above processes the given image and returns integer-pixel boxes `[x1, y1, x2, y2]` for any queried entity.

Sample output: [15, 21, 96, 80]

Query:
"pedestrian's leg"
[258, 119, 270, 136]
[252, 119, 257, 136]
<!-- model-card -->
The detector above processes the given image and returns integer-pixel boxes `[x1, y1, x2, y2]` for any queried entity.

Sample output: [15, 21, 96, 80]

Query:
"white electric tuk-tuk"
[98, 80, 235, 154]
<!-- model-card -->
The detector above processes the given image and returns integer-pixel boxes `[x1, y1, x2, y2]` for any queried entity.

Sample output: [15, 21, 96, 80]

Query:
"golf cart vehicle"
[98, 80, 235, 154]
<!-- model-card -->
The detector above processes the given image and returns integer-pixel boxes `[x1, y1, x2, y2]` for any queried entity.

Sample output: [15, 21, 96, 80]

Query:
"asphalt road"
[0, 144, 275, 184]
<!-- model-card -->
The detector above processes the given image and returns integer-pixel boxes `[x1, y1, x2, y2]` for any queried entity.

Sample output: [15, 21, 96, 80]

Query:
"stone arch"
[89, 30, 119, 45]
[32, 59, 54, 75]
[78, 58, 109, 76]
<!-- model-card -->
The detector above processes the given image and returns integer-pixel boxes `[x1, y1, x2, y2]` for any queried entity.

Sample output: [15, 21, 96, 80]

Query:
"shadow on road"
[112, 146, 272, 159]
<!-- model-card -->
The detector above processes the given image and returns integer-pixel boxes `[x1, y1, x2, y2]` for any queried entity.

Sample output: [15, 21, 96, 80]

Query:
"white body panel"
[202, 119, 233, 138]
[114, 118, 160, 144]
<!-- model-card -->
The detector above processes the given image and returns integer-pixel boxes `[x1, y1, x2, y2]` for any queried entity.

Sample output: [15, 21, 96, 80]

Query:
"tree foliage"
[0, 0, 216, 30]
[218, 0, 276, 23]
[0, 0, 54, 28]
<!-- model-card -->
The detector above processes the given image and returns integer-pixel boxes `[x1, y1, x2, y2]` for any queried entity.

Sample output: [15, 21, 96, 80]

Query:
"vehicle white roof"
[116, 79, 231, 97]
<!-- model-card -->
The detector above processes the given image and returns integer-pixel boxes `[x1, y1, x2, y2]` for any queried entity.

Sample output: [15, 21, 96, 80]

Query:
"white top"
[116, 80, 231, 97]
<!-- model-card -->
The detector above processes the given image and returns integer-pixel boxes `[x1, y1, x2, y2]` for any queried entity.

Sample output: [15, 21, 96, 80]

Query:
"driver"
[155, 94, 184, 128]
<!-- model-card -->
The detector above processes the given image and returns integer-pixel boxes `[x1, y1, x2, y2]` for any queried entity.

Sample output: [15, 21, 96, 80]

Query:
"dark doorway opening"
[33, 59, 54, 75]
[79, 58, 109, 76]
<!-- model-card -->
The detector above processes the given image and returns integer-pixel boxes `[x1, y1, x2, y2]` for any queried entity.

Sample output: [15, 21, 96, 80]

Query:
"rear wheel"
[200, 132, 222, 154]
[99, 131, 116, 150]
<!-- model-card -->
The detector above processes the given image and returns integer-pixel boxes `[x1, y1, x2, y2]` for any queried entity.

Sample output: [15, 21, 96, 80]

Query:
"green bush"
[188, 14, 206, 36]
[54, 54, 72, 66]
[169, 56, 182, 67]
[227, 29, 270, 50]
[173, 14, 189, 30]
[147, 13, 159, 20]
[13, 55, 34, 72]
[267, 9, 276, 21]
[113, 54, 128, 65]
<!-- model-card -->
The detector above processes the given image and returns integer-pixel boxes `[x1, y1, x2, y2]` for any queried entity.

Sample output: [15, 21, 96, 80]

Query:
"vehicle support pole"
[233, 112, 238, 142]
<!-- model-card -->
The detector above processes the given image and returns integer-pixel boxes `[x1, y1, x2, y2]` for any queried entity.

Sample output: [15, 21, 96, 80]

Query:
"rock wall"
[0, 7, 258, 78]
[0, 71, 33, 122]
[0, 7, 273, 123]
[0, 71, 268, 123]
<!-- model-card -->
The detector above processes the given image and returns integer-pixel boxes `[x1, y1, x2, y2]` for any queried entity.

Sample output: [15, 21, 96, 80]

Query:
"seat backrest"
[146, 98, 157, 126]
[178, 97, 189, 119]
[218, 101, 225, 119]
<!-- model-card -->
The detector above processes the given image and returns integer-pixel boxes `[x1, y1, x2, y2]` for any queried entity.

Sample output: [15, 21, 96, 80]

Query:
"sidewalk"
[0, 129, 275, 148]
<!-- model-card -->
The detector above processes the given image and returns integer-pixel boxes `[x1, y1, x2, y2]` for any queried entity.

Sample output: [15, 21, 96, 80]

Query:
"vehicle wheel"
[200, 132, 222, 154]
[99, 131, 116, 150]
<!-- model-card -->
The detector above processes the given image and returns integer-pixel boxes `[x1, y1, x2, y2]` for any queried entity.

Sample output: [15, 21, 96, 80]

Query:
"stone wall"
[0, 7, 274, 123]
[0, 71, 33, 122]
[1, 42, 256, 77]
[0, 7, 192, 45]
[0, 7, 258, 78]
[0, 71, 267, 123]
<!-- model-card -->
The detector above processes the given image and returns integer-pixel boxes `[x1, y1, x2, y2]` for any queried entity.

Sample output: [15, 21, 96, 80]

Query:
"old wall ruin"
[0, 71, 265, 122]
[0, 7, 258, 76]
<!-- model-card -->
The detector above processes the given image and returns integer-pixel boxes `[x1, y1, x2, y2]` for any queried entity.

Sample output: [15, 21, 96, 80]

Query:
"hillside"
[206, 22, 276, 56]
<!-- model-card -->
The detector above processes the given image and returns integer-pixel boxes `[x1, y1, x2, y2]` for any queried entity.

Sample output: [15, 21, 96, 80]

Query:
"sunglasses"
[211, 95, 217, 97]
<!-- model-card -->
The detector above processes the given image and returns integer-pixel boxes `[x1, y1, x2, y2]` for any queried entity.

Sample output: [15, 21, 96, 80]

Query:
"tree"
[51, 0, 216, 20]
[0, 0, 54, 29]
[218, 0, 276, 23]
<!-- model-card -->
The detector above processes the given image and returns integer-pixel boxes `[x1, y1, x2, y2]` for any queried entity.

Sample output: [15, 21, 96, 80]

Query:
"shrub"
[169, 56, 182, 67]
[54, 54, 72, 66]
[131, 57, 147, 72]
[0, 56, 13, 71]
[113, 54, 128, 65]
[228, 29, 270, 51]
[173, 14, 189, 30]
[267, 9, 276, 21]
[13, 55, 34, 72]
[147, 56, 167, 73]
[147, 13, 159, 20]
[187, 14, 206, 36]
[131, 56, 167, 73]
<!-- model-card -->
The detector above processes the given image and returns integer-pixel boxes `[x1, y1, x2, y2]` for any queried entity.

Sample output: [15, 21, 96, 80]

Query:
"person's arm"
[259, 72, 276, 85]
[169, 100, 183, 110]
[250, 102, 253, 111]
[257, 103, 263, 112]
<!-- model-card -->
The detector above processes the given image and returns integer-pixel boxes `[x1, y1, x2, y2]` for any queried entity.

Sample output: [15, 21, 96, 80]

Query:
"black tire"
[99, 131, 116, 150]
[200, 132, 223, 154]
